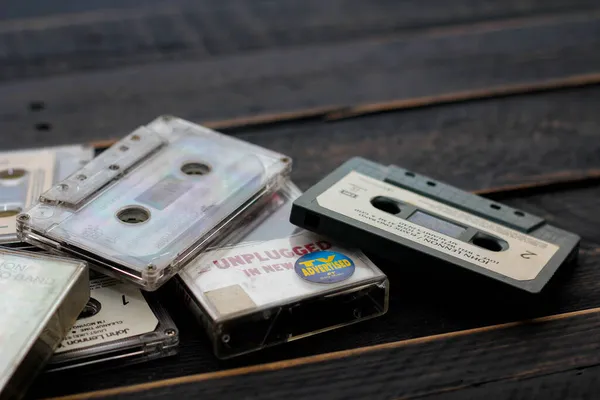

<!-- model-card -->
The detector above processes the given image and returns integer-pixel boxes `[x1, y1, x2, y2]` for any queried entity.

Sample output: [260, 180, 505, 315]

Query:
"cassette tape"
[0, 145, 95, 248]
[290, 157, 581, 294]
[48, 271, 178, 371]
[0, 248, 88, 400]
[17, 116, 291, 291]
[177, 181, 388, 359]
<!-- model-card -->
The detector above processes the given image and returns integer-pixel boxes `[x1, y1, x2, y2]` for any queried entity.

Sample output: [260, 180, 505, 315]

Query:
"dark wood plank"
[418, 366, 600, 400]
[48, 308, 600, 400]
[2, 0, 600, 81]
[4, 12, 600, 148]
[28, 181, 600, 398]
[232, 86, 600, 193]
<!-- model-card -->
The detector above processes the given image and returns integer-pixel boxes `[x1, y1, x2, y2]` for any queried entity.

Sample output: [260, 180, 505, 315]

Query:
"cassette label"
[182, 231, 379, 319]
[56, 276, 158, 353]
[316, 171, 558, 281]
[0, 151, 56, 239]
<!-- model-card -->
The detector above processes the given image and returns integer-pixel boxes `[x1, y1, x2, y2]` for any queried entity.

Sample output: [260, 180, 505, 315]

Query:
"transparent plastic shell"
[0, 145, 94, 247]
[18, 116, 291, 291]
[48, 272, 178, 371]
[177, 181, 389, 359]
[0, 248, 89, 399]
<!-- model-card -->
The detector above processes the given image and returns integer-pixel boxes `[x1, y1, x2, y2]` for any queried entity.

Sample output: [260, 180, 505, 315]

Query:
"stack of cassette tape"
[1, 114, 582, 398]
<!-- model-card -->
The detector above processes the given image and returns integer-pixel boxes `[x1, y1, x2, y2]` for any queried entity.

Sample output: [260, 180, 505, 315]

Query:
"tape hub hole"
[78, 298, 102, 319]
[371, 196, 401, 215]
[117, 206, 151, 225]
[181, 162, 211, 176]
[471, 236, 503, 252]
[0, 168, 27, 181]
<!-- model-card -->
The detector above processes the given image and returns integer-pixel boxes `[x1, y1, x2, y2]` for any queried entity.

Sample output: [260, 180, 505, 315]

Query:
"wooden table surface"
[3, 1, 600, 399]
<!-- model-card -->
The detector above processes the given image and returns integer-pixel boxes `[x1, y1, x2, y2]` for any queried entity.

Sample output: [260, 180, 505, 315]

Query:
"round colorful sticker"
[294, 250, 355, 284]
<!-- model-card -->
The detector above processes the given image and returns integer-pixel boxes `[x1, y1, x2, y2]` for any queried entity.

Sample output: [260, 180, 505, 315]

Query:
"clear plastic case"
[0, 248, 89, 399]
[48, 271, 178, 371]
[177, 181, 389, 359]
[17, 116, 291, 290]
[0, 145, 94, 248]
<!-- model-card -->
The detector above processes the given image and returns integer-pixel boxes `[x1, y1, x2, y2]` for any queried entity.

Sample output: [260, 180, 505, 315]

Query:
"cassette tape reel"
[18, 116, 291, 291]
[290, 157, 581, 294]
[0, 145, 94, 248]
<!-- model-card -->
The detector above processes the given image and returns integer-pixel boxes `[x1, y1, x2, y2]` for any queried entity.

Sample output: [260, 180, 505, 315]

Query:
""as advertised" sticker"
[294, 250, 355, 284]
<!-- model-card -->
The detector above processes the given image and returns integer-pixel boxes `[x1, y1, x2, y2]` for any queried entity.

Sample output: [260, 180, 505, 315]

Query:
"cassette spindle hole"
[0, 168, 27, 181]
[181, 162, 211, 176]
[78, 298, 102, 319]
[371, 196, 402, 215]
[470, 233, 506, 252]
[117, 206, 151, 225]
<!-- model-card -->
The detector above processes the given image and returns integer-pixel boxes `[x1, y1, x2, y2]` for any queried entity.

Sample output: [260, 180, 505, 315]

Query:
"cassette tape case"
[17, 116, 291, 290]
[0, 249, 89, 400]
[0, 145, 94, 248]
[178, 182, 388, 358]
[290, 157, 581, 293]
[49, 272, 178, 371]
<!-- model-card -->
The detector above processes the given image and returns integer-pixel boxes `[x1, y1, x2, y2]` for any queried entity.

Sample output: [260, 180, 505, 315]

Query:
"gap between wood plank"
[87, 72, 600, 150]
[48, 305, 600, 400]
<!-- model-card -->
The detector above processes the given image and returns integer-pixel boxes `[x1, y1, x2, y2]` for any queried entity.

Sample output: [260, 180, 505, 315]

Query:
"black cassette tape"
[290, 157, 581, 293]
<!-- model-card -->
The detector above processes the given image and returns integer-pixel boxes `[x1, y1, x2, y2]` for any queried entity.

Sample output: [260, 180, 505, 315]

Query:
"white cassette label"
[56, 276, 158, 353]
[181, 231, 381, 320]
[0, 253, 80, 390]
[316, 171, 560, 281]
[0, 151, 56, 238]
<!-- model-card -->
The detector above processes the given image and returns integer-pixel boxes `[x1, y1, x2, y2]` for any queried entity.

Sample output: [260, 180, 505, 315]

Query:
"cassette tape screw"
[221, 334, 231, 344]
[17, 214, 30, 222]
[59, 183, 69, 191]
[109, 164, 120, 171]
[353, 309, 362, 319]
[165, 329, 176, 337]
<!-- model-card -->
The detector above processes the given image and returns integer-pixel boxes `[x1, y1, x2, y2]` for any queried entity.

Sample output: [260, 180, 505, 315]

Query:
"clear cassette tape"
[0, 145, 95, 248]
[17, 116, 291, 291]
[177, 181, 389, 359]
[48, 271, 179, 371]
[0, 248, 88, 400]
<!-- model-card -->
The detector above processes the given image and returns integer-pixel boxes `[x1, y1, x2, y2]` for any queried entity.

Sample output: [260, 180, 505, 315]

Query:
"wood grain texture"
[28, 182, 600, 398]
[47, 306, 600, 400]
[4, 12, 600, 147]
[235, 86, 600, 193]
[2, 0, 600, 81]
